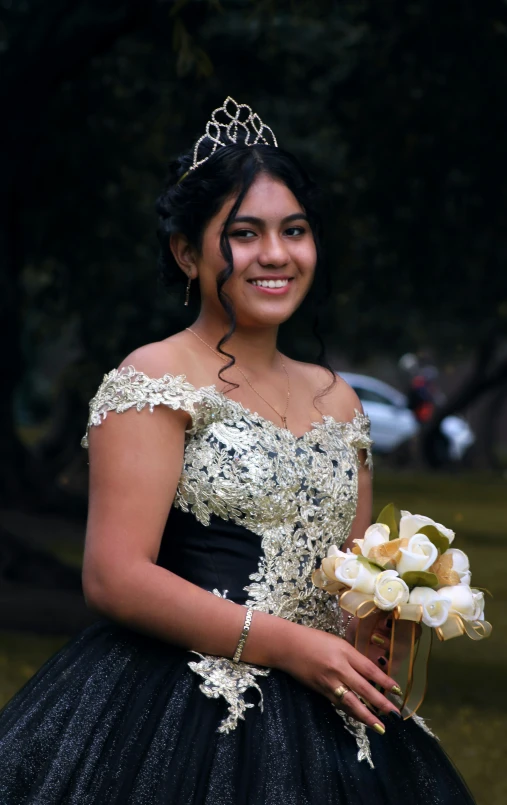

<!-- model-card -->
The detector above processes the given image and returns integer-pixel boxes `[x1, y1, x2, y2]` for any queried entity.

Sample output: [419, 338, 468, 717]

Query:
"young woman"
[0, 98, 475, 804]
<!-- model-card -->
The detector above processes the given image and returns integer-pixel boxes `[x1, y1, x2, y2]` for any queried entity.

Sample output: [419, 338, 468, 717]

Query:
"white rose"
[373, 570, 410, 610]
[354, 523, 390, 559]
[400, 510, 455, 544]
[396, 534, 439, 576]
[335, 557, 379, 594]
[439, 584, 476, 621]
[409, 587, 451, 627]
[444, 548, 471, 586]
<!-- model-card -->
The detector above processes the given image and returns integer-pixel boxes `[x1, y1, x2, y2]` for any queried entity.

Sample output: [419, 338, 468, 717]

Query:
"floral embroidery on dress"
[336, 710, 374, 768]
[83, 366, 385, 762]
[81, 366, 200, 448]
[187, 653, 271, 734]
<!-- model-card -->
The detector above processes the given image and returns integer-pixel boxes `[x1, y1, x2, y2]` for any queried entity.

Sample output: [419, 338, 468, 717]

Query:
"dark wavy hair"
[156, 137, 335, 393]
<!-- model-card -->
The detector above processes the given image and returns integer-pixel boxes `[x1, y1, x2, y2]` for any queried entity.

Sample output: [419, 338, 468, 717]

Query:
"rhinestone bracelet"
[233, 607, 254, 663]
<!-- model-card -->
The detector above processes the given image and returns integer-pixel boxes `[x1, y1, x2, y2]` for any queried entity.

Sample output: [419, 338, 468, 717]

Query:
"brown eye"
[230, 229, 256, 239]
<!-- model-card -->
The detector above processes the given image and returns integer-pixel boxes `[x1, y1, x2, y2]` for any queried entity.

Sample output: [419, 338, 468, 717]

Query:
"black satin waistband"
[156, 507, 262, 605]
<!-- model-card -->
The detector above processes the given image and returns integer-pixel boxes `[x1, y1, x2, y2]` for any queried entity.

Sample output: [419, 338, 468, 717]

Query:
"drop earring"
[184, 274, 192, 306]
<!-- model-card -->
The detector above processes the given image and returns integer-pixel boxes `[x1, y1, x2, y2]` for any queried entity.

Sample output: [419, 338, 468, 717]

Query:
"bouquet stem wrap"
[339, 590, 431, 718]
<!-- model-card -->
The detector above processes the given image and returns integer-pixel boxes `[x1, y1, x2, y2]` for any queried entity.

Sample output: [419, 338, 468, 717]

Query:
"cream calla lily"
[399, 511, 455, 544]
[354, 523, 390, 559]
[396, 534, 439, 576]
[471, 589, 485, 621]
[311, 546, 351, 593]
[327, 545, 350, 560]
[373, 570, 409, 610]
[409, 587, 451, 627]
[439, 584, 477, 621]
[443, 549, 471, 586]
[335, 557, 379, 594]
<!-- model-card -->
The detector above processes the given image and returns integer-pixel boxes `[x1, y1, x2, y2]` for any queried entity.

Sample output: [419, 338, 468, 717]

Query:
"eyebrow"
[231, 213, 309, 225]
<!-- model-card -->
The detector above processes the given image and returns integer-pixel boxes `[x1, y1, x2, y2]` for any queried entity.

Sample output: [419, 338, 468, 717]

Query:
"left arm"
[342, 454, 372, 553]
[342, 446, 391, 660]
[329, 382, 389, 654]
[325, 376, 373, 553]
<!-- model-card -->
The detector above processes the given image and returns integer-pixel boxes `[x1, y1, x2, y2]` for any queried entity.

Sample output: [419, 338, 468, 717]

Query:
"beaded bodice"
[83, 365, 372, 625]
[83, 365, 376, 760]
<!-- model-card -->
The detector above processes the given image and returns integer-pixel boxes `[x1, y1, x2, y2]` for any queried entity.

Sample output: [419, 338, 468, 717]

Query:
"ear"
[170, 233, 198, 279]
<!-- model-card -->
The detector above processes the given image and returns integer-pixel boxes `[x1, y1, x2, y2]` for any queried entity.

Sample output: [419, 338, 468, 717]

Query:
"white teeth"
[251, 279, 289, 288]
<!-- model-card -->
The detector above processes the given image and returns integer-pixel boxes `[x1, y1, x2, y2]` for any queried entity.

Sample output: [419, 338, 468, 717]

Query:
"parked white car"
[338, 372, 474, 461]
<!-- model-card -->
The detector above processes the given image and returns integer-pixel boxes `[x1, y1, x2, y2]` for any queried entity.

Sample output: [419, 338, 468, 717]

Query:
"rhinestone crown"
[189, 96, 278, 172]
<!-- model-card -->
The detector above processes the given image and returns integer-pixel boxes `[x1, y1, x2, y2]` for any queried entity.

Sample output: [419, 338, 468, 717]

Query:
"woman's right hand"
[275, 621, 402, 732]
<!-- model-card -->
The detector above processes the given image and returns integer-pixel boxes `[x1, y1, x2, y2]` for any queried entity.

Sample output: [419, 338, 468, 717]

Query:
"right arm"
[82, 359, 401, 731]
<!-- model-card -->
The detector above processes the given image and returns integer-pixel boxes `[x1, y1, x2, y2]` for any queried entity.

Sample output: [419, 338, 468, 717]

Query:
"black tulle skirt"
[0, 619, 475, 804]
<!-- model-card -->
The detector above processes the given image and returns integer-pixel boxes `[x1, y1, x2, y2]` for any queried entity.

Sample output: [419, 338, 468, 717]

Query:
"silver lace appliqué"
[188, 654, 271, 733]
[83, 367, 390, 764]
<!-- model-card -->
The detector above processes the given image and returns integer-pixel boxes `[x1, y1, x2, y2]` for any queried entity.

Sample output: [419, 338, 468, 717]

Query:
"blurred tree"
[0, 0, 215, 504]
[3, 0, 507, 508]
[4, 0, 507, 629]
[0, 0, 218, 618]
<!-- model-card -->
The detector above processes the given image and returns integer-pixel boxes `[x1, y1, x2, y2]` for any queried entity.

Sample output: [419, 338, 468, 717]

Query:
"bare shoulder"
[118, 332, 195, 379]
[328, 372, 364, 418]
[287, 358, 363, 422]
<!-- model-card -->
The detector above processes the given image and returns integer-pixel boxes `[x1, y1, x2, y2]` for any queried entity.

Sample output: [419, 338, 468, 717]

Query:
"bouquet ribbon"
[338, 589, 491, 718]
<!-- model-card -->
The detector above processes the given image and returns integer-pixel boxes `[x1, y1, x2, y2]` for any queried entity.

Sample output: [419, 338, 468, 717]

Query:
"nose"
[258, 233, 290, 268]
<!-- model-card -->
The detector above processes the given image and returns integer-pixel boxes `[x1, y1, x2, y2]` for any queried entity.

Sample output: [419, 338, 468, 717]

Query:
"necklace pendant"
[282, 416, 288, 429]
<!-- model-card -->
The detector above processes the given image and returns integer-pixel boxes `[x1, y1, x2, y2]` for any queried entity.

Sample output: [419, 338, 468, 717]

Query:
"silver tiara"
[189, 96, 278, 172]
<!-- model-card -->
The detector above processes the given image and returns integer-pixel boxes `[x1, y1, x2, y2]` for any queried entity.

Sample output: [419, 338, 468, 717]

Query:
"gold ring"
[334, 685, 349, 702]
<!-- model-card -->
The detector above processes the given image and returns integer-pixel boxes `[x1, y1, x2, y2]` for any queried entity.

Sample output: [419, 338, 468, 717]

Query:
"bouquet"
[313, 505, 492, 716]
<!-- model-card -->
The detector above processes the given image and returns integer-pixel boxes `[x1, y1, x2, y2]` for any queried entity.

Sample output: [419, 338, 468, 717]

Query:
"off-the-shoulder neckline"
[114, 365, 369, 442]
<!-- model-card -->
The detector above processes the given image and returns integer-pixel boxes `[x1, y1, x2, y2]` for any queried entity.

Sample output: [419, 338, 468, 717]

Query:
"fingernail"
[372, 635, 385, 646]
[373, 723, 385, 735]
[388, 710, 403, 721]
[391, 685, 403, 696]
[378, 657, 387, 667]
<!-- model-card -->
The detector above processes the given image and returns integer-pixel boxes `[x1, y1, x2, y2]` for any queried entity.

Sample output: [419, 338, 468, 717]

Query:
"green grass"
[1, 470, 506, 802]
[373, 471, 507, 804]
[43, 538, 84, 569]
[0, 634, 68, 705]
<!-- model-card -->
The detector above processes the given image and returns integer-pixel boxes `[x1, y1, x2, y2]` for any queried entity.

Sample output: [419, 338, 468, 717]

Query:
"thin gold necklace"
[186, 327, 291, 429]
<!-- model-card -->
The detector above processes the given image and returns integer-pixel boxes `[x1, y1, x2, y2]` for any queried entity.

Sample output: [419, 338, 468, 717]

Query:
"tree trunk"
[0, 171, 29, 503]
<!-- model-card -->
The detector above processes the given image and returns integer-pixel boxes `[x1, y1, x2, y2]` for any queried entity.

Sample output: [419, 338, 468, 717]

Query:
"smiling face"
[193, 173, 317, 329]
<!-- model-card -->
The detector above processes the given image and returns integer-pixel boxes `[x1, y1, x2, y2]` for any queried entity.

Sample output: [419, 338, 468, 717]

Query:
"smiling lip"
[247, 276, 294, 295]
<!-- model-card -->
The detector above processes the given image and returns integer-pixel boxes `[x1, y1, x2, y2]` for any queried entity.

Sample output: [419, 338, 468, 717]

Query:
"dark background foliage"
[3, 0, 507, 506]
[1, 0, 506, 550]
[1, 5, 507, 800]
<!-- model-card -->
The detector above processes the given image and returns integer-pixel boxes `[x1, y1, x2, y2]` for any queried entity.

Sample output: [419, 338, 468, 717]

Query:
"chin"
[239, 308, 297, 328]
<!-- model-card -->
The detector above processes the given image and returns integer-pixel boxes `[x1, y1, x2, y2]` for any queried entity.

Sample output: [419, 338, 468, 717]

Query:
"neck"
[189, 315, 280, 372]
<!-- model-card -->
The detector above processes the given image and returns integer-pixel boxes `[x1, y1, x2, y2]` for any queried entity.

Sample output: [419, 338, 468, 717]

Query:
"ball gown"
[0, 366, 475, 804]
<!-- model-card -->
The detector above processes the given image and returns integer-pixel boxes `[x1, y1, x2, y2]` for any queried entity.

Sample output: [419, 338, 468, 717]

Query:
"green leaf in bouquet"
[417, 525, 450, 554]
[356, 554, 384, 572]
[376, 503, 400, 539]
[401, 570, 439, 589]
